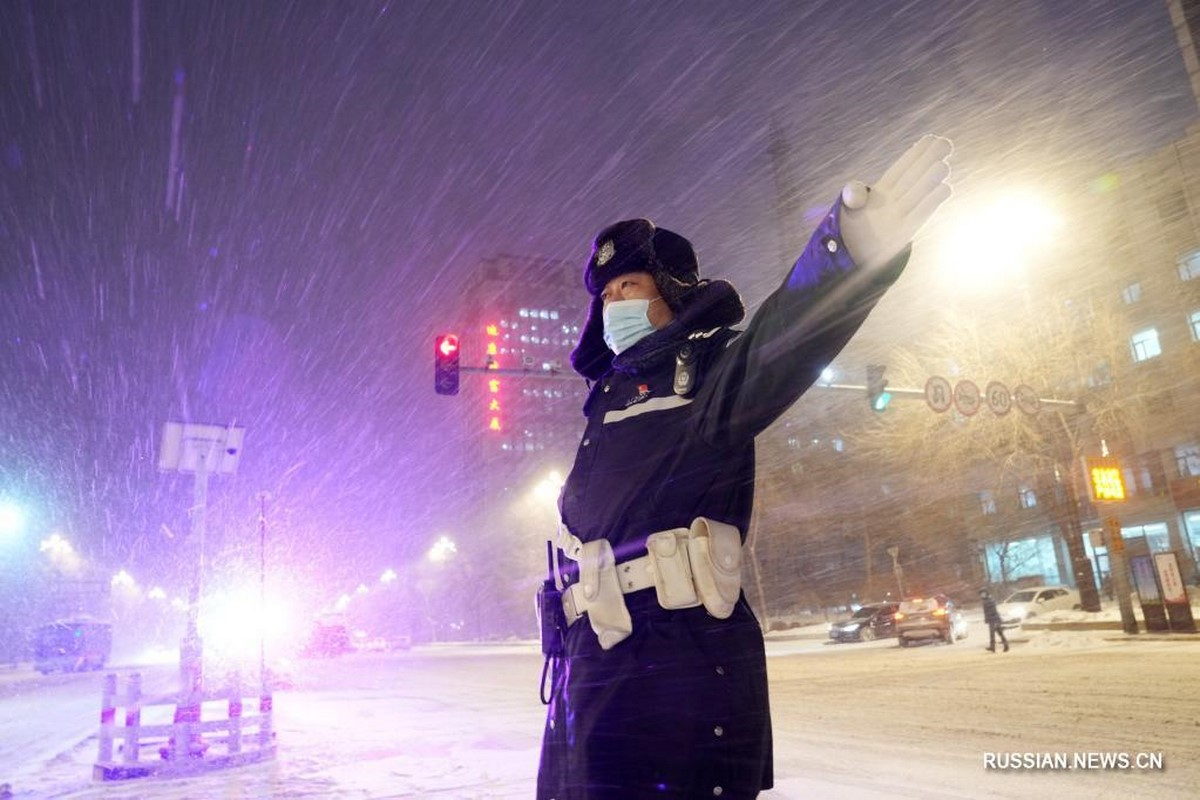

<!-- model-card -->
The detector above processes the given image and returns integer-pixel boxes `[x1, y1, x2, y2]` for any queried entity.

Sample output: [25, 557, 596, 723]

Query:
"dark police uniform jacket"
[537, 203, 910, 800]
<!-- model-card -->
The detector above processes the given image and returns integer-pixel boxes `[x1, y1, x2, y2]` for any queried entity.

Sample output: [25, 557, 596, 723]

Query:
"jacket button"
[712, 787, 723, 796]
[713, 725, 724, 737]
[715, 666, 725, 675]
[603, 384, 611, 392]
[823, 236, 839, 253]
[582, 438, 591, 447]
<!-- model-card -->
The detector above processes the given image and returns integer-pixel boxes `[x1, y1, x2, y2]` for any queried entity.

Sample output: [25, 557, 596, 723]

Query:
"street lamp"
[0, 501, 27, 542]
[428, 535, 457, 563]
[932, 188, 1062, 297]
[532, 471, 564, 506]
[111, 569, 137, 590]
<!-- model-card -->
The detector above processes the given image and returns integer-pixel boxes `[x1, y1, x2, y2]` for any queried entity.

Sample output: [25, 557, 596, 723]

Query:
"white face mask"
[602, 297, 661, 354]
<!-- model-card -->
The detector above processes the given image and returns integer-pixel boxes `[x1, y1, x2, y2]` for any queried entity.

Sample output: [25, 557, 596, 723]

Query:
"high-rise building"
[452, 254, 589, 636]
[461, 253, 588, 504]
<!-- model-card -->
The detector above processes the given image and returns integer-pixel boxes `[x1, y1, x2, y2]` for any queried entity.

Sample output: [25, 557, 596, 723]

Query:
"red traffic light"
[435, 333, 461, 395]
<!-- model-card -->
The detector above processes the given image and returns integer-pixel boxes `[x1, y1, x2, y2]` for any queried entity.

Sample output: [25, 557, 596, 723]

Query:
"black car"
[828, 602, 900, 643]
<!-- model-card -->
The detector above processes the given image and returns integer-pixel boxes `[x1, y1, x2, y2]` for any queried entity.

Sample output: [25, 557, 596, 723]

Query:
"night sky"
[0, 1, 1193, 599]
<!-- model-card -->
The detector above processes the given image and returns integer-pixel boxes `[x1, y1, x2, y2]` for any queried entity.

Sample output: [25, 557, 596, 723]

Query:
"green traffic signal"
[866, 364, 890, 412]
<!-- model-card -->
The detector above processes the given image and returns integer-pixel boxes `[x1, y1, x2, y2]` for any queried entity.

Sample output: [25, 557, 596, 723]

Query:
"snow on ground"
[2, 604, 1198, 799]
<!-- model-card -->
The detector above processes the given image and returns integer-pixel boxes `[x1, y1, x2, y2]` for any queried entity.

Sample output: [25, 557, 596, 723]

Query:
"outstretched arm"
[694, 135, 953, 447]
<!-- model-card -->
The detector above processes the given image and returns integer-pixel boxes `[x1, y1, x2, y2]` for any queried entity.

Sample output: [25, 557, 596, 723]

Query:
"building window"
[1190, 310, 1200, 342]
[1018, 485, 1037, 509]
[1121, 522, 1170, 553]
[1174, 444, 1200, 478]
[980, 490, 997, 515]
[1178, 250, 1200, 281]
[1121, 281, 1142, 304]
[1130, 328, 1161, 362]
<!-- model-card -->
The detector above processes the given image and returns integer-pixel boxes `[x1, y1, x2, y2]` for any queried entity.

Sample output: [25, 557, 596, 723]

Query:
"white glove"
[839, 134, 953, 269]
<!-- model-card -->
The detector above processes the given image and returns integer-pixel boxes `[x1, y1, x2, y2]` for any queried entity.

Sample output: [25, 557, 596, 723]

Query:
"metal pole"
[257, 492, 267, 693]
[887, 546, 904, 599]
[181, 452, 208, 696]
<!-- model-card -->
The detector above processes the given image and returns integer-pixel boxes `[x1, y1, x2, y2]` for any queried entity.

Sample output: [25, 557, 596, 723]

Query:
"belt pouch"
[578, 540, 633, 650]
[686, 518, 742, 619]
[646, 529, 700, 609]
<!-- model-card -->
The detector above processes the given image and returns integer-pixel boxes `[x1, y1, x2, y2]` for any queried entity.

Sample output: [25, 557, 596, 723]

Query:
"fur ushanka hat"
[570, 218, 745, 380]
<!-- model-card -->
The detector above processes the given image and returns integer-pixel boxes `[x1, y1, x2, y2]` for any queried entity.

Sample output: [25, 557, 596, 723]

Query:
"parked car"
[301, 622, 351, 658]
[33, 618, 112, 673]
[828, 602, 900, 643]
[995, 585, 1081, 628]
[895, 594, 968, 646]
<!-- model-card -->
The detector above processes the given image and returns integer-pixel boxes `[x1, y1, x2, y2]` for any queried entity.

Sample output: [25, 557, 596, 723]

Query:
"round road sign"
[985, 381, 1012, 416]
[954, 380, 981, 416]
[1013, 384, 1040, 416]
[924, 376, 953, 413]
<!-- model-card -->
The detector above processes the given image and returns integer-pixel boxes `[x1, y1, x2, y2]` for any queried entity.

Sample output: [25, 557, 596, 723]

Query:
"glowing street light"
[932, 188, 1063, 295]
[111, 569, 137, 589]
[0, 501, 27, 542]
[39, 532, 82, 573]
[533, 471, 564, 506]
[428, 535, 457, 563]
[39, 532, 74, 557]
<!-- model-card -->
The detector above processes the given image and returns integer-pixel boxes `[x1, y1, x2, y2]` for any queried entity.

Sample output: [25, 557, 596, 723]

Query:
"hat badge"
[596, 239, 615, 267]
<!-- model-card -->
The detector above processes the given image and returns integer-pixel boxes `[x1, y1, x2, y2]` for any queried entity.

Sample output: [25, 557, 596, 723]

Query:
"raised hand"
[840, 134, 953, 269]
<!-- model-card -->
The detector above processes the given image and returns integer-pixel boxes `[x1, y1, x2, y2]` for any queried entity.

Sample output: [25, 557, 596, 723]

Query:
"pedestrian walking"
[981, 588, 1009, 653]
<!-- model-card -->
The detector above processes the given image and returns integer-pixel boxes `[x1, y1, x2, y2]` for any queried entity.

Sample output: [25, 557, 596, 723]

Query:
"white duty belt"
[553, 518, 744, 650]
[561, 555, 656, 627]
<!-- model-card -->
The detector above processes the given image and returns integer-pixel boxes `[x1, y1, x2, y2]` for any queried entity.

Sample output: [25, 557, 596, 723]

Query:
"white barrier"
[94, 672, 276, 781]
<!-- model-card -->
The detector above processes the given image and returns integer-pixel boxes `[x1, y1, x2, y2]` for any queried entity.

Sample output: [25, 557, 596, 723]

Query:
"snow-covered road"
[2, 626, 1197, 798]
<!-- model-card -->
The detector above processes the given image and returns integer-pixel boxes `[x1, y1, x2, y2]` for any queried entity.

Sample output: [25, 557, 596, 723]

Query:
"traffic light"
[434, 334, 460, 395]
[866, 364, 891, 412]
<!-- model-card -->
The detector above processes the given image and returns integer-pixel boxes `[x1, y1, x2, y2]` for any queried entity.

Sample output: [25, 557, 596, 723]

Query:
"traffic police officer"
[538, 135, 953, 799]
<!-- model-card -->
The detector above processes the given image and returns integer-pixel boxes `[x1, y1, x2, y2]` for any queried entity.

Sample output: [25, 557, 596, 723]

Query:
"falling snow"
[0, 1, 1197, 796]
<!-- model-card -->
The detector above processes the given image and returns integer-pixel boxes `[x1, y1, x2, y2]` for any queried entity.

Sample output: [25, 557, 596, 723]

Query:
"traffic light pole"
[819, 382, 1084, 412]
[458, 365, 569, 378]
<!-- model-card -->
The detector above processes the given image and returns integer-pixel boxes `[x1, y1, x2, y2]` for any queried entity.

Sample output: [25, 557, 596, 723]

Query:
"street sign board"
[953, 380, 981, 416]
[984, 381, 1011, 416]
[924, 376, 952, 413]
[159, 423, 245, 476]
[1155, 553, 1187, 604]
